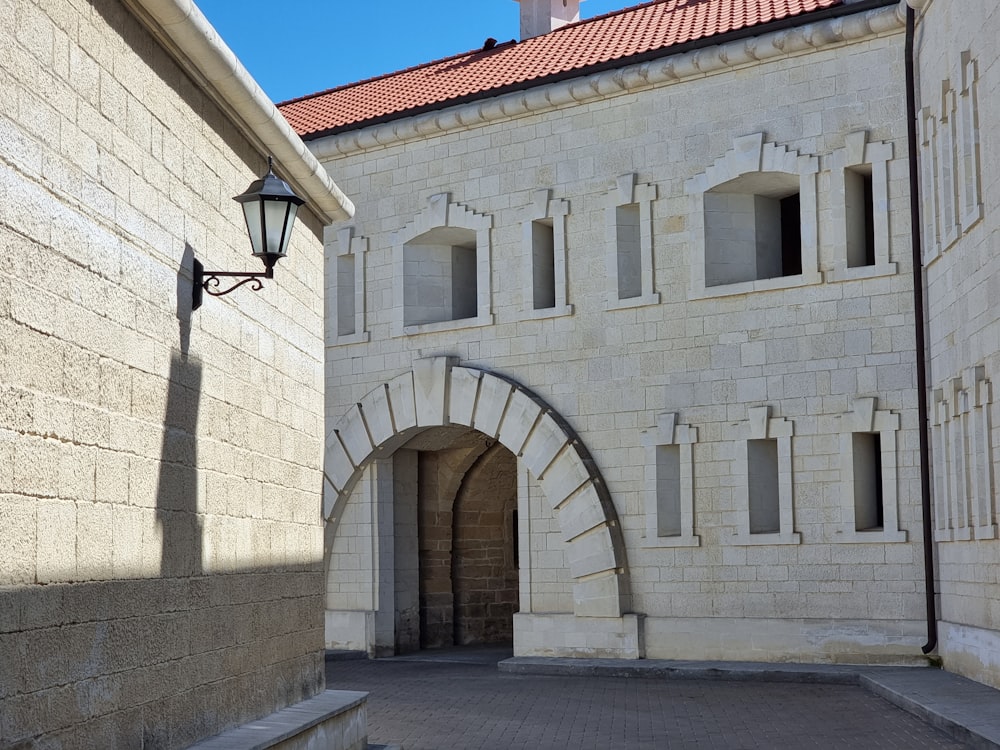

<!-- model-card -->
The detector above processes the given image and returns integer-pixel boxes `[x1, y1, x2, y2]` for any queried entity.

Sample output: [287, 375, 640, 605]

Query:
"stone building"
[1, 0, 365, 747]
[278, 0, 1000, 690]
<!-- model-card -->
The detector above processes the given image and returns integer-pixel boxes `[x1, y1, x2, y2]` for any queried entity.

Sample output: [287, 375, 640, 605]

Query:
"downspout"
[904, 3, 938, 655]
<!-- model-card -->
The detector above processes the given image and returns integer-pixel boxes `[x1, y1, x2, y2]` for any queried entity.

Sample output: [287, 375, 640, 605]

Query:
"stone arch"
[323, 356, 630, 618]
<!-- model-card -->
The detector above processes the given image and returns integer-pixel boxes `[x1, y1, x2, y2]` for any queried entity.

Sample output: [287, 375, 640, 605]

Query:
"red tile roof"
[280, 0, 842, 139]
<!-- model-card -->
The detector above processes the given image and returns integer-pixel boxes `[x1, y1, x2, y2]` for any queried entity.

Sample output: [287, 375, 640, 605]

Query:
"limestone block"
[566, 526, 617, 578]
[520, 412, 567, 479]
[497, 388, 542, 455]
[325, 437, 356, 497]
[387, 371, 417, 432]
[337, 407, 373, 467]
[413, 357, 451, 426]
[555, 483, 606, 541]
[359, 385, 394, 448]
[572, 572, 626, 618]
[448, 367, 481, 427]
[538, 448, 590, 507]
[472, 375, 513, 438]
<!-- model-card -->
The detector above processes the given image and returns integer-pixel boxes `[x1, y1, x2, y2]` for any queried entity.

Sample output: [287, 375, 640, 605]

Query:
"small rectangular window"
[616, 203, 642, 299]
[531, 219, 556, 310]
[853, 432, 884, 531]
[845, 167, 875, 268]
[336, 254, 356, 336]
[748, 438, 780, 534]
[655, 445, 682, 537]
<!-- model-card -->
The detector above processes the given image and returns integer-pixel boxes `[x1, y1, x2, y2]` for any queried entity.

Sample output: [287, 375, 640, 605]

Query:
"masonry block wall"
[0, 0, 327, 745]
[913, 0, 1000, 690]
[315, 7, 930, 664]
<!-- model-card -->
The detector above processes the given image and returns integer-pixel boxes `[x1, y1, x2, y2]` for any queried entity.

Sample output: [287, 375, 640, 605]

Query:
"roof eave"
[124, 0, 354, 223]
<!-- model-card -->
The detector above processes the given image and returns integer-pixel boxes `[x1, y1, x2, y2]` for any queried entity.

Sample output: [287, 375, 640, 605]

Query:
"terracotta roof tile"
[280, 0, 841, 138]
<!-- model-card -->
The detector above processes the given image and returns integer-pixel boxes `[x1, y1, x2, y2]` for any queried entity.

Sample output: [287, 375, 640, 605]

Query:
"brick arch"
[323, 357, 630, 618]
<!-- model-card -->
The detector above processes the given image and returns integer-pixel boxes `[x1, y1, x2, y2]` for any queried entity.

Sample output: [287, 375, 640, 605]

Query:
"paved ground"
[325, 648, 974, 749]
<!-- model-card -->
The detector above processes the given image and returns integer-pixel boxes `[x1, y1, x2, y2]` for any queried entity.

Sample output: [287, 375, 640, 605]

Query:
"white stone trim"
[826, 131, 898, 282]
[732, 406, 800, 546]
[324, 357, 629, 618]
[327, 226, 369, 346]
[686, 133, 821, 299]
[641, 413, 699, 548]
[919, 108, 942, 264]
[308, 6, 904, 159]
[392, 193, 494, 336]
[127, 0, 353, 222]
[932, 368, 997, 542]
[836, 397, 907, 543]
[605, 175, 659, 310]
[958, 51, 984, 231]
[523, 189, 573, 319]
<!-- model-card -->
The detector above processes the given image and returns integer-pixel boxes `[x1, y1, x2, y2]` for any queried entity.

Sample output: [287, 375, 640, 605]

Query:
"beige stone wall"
[913, 0, 1000, 689]
[316, 15, 931, 662]
[0, 0, 327, 746]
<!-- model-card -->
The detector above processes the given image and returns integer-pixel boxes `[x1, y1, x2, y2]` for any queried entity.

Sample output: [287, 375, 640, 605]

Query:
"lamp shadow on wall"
[157, 243, 203, 577]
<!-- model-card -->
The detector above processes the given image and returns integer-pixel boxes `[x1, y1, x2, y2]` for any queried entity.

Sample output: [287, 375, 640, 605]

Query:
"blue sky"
[197, 0, 632, 103]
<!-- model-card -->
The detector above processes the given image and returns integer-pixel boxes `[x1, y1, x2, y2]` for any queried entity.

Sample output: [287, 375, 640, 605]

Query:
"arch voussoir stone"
[324, 356, 630, 617]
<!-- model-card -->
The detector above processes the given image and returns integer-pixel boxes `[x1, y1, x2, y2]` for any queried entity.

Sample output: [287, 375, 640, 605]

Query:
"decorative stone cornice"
[125, 0, 354, 222]
[309, 3, 906, 160]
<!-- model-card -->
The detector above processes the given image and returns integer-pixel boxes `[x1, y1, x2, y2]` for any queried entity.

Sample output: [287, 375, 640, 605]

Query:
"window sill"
[730, 531, 801, 546]
[641, 534, 700, 549]
[397, 313, 494, 337]
[835, 526, 907, 543]
[328, 331, 370, 347]
[606, 292, 660, 311]
[524, 304, 574, 321]
[692, 271, 821, 300]
[824, 262, 897, 283]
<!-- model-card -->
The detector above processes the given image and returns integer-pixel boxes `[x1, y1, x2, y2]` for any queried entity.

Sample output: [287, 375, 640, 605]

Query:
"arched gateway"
[324, 357, 634, 642]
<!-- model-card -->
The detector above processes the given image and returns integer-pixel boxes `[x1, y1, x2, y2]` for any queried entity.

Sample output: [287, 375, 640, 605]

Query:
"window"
[958, 52, 983, 231]
[642, 413, 699, 547]
[523, 189, 572, 318]
[606, 174, 659, 309]
[829, 131, 895, 280]
[732, 406, 799, 546]
[327, 226, 368, 345]
[838, 398, 906, 543]
[703, 173, 801, 286]
[845, 167, 875, 268]
[394, 193, 493, 335]
[687, 133, 820, 298]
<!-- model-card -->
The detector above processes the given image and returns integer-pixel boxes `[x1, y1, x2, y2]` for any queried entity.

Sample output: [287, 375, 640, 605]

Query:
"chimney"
[515, 0, 581, 40]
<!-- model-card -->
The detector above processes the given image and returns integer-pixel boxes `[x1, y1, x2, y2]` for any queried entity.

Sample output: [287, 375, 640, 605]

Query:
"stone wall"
[0, 0, 328, 746]
[315, 7, 931, 663]
[911, 0, 1000, 689]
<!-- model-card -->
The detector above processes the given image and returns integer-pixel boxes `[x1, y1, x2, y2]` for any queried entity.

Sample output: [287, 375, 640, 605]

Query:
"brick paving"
[326, 650, 968, 749]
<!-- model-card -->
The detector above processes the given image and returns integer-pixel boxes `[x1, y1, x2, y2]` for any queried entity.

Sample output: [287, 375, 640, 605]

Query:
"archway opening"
[390, 427, 519, 653]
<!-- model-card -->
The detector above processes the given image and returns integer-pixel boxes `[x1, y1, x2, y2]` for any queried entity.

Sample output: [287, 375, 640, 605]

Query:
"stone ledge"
[187, 689, 368, 750]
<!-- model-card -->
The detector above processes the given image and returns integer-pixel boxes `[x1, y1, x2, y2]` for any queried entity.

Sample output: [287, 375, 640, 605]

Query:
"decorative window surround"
[641, 413, 699, 548]
[732, 406, 800, 546]
[523, 189, 573, 319]
[932, 368, 997, 542]
[967, 367, 997, 539]
[605, 174, 659, 310]
[836, 398, 906, 543]
[959, 51, 984, 231]
[686, 133, 821, 299]
[327, 226, 369, 346]
[938, 86, 960, 250]
[919, 110, 942, 264]
[827, 131, 897, 283]
[393, 193, 493, 337]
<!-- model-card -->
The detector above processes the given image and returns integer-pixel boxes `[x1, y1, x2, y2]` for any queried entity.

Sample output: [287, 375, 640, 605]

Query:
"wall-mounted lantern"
[192, 157, 305, 310]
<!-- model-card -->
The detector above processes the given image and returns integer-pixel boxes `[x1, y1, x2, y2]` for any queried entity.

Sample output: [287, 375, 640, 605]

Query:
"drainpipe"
[904, 3, 937, 655]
